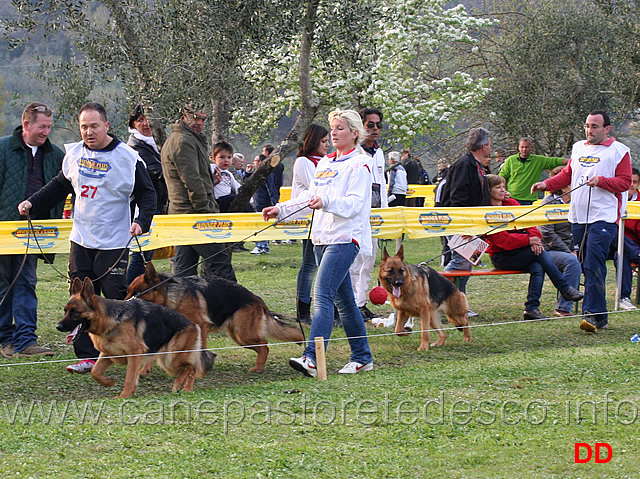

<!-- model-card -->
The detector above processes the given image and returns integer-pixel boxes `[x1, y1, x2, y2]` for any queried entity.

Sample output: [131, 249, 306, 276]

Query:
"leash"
[293, 210, 315, 342]
[420, 182, 589, 266]
[0, 217, 32, 309]
[576, 186, 592, 265]
[128, 202, 314, 300]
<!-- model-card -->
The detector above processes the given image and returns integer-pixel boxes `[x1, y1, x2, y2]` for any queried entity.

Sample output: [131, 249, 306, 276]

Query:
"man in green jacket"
[0, 102, 64, 358]
[499, 137, 568, 205]
[161, 105, 236, 281]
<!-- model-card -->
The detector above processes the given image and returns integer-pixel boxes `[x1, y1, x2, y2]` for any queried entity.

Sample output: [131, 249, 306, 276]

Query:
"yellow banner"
[279, 184, 435, 203]
[4, 202, 637, 255]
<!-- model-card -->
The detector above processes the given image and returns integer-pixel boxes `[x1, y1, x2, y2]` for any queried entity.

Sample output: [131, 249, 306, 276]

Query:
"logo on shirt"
[315, 168, 338, 180]
[77, 157, 111, 178]
[544, 208, 569, 222]
[193, 219, 232, 239]
[13, 225, 59, 250]
[578, 156, 600, 167]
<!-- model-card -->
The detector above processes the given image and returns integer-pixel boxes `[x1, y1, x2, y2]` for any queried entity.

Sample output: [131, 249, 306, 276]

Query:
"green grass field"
[1, 237, 639, 478]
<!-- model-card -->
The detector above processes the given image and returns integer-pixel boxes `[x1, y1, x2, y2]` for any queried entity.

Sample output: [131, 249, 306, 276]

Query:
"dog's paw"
[417, 344, 430, 351]
[96, 378, 115, 387]
[430, 341, 445, 347]
[249, 367, 265, 373]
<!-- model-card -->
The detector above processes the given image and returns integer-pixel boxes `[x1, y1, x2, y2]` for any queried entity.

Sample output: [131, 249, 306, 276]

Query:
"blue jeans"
[491, 247, 571, 311]
[0, 255, 38, 352]
[444, 246, 472, 293]
[254, 240, 269, 253]
[572, 221, 618, 322]
[296, 239, 317, 303]
[548, 250, 582, 312]
[304, 243, 372, 365]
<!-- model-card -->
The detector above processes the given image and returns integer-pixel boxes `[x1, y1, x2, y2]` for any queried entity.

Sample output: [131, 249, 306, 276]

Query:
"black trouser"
[173, 243, 236, 282]
[69, 242, 129, 359]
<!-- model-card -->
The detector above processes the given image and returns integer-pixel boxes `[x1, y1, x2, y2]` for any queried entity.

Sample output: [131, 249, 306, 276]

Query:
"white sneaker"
[620, 298, 637, 310]
[250, 247, 266, 255]
[467, 310, 479, 318]
[289, 356, 317, 377]
[338, 361, 373, 374]
[66, 359, 95, 374]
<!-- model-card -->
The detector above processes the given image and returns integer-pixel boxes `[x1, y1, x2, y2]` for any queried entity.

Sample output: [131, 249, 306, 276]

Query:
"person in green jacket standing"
[499, 137, 568, 205]
[0, 102, 64, 358]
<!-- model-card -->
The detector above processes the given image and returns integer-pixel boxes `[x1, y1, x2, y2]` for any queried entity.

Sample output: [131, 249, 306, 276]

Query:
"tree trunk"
[229, 0, 322, 213]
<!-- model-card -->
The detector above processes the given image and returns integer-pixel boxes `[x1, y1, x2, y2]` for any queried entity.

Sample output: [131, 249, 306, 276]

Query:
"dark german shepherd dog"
[126, 262, 304, 373]
[378, 245, 471, 350]
[58, 277, 215, 398]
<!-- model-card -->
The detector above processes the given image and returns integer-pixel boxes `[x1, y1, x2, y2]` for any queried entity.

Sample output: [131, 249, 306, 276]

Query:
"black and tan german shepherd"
[58, 277, 215, 398]
[126, 262, 304, 373]
[378, 245, 471, 350]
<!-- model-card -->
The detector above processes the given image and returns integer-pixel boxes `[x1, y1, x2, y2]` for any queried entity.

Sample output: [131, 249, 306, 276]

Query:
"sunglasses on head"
[366, 121, 383, 129]
[32, 105, 51, 114]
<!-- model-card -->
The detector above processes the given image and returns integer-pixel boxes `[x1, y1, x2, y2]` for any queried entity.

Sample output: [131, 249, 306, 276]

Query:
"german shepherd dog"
[58, 277, 215, 398]
[126, 262, 304, 373]
[378, 245, 471, 350]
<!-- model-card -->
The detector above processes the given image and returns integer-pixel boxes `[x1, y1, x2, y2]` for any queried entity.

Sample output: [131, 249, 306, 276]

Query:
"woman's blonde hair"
[328, 109, 366, 147]
[487, 174, 506, 190]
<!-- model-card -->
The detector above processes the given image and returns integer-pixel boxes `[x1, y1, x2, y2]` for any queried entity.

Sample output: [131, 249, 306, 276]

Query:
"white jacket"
[276, 148, 373, 255]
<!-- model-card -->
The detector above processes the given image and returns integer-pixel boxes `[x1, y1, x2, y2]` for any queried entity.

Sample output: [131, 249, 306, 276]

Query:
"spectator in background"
[291, 123, 330, 324]
[249, 154, 280, 255]
[229, 153, 246, 184]
[161, 103, 236, 281]
[485, 175, 583, 321]
[400, 148, 424, 207]
[494, 148, 507, 172]
[415, 156, 431, 185]
[349, 107, 388, 321]
[439, 128, 492, 316]
[434, 159, 450, 185]
[387, 151, 408, 207]
[0, 101, 64, 359]
[211, 141, 242, 213]
[126, 103, 168, 284]
[616, 167, 640, 310]
[500, 138, 568, 205]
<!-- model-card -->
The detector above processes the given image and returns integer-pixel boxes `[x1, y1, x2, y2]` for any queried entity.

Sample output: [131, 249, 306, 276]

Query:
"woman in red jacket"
[485, 175, 583, 320]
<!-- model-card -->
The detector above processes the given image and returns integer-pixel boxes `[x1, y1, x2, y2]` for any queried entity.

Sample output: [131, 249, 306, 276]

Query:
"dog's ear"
[396, 244, 404, 260]
[144, 261, 158, 282]
[382, 247, 390, 261]
[70, 277, 83, 295]
[81, 277, 96, 301]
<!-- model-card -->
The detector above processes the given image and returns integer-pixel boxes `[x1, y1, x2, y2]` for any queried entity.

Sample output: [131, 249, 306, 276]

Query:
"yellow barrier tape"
[5, 202, 639, 254]
[280, 184, 435, 203]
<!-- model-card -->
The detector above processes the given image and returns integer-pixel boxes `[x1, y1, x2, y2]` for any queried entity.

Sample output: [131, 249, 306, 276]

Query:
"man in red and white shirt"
[532, 110, 632, 332]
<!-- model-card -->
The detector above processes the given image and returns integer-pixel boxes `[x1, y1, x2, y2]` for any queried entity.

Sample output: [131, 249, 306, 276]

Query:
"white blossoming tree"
[232, 0, 491, 146]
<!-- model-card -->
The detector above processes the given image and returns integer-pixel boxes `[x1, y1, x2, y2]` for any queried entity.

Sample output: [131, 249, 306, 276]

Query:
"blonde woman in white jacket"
[262, 109, 374, 377]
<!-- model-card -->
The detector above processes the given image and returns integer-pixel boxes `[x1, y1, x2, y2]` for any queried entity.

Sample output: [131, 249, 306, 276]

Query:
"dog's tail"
[265, 309, 304, 344]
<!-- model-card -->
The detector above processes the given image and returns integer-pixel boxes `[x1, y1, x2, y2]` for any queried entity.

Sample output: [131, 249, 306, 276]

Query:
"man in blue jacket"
[0, 102, 64, 358]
